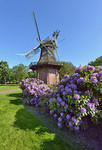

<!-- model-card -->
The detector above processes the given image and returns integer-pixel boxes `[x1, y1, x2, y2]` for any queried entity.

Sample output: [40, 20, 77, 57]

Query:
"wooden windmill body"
[25, 12, 62, 85]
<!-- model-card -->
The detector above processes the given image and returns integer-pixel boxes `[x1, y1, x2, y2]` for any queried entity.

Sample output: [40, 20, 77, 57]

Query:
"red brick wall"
[47, 68, 59, 85]
[38, 67, 59, 85]
[38, 67, 48, 84]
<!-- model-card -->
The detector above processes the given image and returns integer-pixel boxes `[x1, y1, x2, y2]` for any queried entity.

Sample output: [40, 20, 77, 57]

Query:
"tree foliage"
[0, 61, 34, 84]
[28, 71, 37, 78]
[59, 61, 75, 80]
[11, 64, 29, 83]
[0, 60, 75, 84]
[88, 56, 102, 66]
[0, 61, 10, 84]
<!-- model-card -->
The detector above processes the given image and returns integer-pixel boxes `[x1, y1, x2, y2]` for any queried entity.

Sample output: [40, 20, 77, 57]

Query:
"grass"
[0, 84, 20, 91]
[0, 88, 77, 150]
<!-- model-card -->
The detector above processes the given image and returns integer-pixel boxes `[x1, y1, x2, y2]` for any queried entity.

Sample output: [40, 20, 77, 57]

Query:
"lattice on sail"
[55, 47, 60, 61]
[25, 46, 40, 59]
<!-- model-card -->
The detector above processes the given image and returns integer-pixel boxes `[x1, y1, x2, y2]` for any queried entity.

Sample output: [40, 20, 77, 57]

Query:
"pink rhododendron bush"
[20, 78, 51, 107]
[49, 65, 102, 131]
[20, 65, 102, 131]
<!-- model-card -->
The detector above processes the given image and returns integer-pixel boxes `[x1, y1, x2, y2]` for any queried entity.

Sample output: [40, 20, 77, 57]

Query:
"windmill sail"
[32, 12, 41, 41]
[55, 47, 60, 61]
[52, 31, 60, 61]
[58, 38, 65, 43]
[25, 46, 40, 59]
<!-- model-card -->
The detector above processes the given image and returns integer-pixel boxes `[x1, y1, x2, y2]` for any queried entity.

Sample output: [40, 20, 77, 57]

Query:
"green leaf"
[100, 111, 102, 118]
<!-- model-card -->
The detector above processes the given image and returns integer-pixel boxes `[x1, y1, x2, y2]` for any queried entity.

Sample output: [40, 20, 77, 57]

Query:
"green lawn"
[0, 84, 20, 91]
[0, 89, 77, 150]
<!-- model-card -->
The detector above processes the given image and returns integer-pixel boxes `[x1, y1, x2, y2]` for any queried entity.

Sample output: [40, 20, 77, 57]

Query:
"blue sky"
[0, 0, 102, 68]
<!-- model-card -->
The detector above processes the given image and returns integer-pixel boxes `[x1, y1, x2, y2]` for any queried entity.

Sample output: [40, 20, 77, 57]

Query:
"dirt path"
[0, 89, 21, 93]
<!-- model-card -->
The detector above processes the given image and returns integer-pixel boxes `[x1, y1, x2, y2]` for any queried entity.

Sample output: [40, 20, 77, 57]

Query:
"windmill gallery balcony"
[29, 62, 37, 68]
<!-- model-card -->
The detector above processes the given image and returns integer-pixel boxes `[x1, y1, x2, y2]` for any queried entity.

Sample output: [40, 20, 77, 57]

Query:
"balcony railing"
[29, 62, 37, 68]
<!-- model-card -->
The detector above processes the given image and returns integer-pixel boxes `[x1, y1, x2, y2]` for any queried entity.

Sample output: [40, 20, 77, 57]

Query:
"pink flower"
[54, 114, 57, 118]
[50, 110, 53, 114]
[81, 108, 86, 113]
[66, 114, 71, 120]
[72, 116, 77, 123]
[58, 117, 62, 122]
[92, 98, 98, 103]
[74, 126, 79, 131]
[61, 101, 65, 106]
[57, 122, 62, 127]
[69, 121, 73, 127]
[74, 94, 80, 100]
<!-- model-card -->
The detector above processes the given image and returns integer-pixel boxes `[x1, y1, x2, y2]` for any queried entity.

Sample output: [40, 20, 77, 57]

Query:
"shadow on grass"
[14, 108, 51, 132]
[8, 92, 51, 133]
[10, 98, 22, 105]
[8, 93, 22, 98]
[40, 137, 75, 150]
[8, 93, 22, 105]
[7, 92, 78, 150]
[14, 108, 76, 150]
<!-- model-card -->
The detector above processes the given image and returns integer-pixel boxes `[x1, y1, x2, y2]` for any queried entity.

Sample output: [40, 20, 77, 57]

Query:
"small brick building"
[29, 40, 62, 85]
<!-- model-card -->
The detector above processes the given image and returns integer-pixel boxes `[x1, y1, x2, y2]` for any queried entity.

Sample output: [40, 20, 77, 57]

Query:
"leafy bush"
[88, 56, 102, 66]
[20, 65, 102, 131]
[20, 78, 51, 107]
[59, 61, 75, 80]
[49, 65, 102, 131]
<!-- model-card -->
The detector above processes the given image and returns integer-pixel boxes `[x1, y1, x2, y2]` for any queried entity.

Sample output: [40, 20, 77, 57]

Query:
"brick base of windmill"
[30, 62, 61, 85]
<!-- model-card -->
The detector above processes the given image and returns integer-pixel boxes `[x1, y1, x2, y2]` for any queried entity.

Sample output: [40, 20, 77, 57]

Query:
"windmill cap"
[40, 40, 57, 48]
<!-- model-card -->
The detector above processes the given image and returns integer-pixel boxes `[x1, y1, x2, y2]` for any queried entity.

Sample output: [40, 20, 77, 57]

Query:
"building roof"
[29, 40, 62, 70]
[29, 61, 62, 70]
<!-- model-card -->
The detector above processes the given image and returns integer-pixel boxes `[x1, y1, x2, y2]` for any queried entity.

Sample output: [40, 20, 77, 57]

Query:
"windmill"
[25, 12, 62, 85]
[25, 12, 61, 61]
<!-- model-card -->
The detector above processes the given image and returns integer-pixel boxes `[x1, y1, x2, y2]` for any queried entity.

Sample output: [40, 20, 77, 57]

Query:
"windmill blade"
[58, 38, 65, 43]
[32, 12, 41, 41]
[25, 46, 40, 59]
[51, 38, 60, 61]
[52, 30, 60, 40]
[55, 47, 60, 61]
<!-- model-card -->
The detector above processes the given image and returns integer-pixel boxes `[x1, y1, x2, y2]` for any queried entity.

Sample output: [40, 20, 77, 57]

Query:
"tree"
[0, 61, 10, 84]
[28, 70, 37, 78]
[88, 56, 102, 66]
[8, 69, 16, 83]
[11, 64, 29, 83]
[59, 61, 75, 80]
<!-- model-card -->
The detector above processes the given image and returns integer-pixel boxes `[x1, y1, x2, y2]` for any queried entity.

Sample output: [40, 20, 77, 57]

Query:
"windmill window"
[42, 78, 45, 82]
[42, 69, 45, 73]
